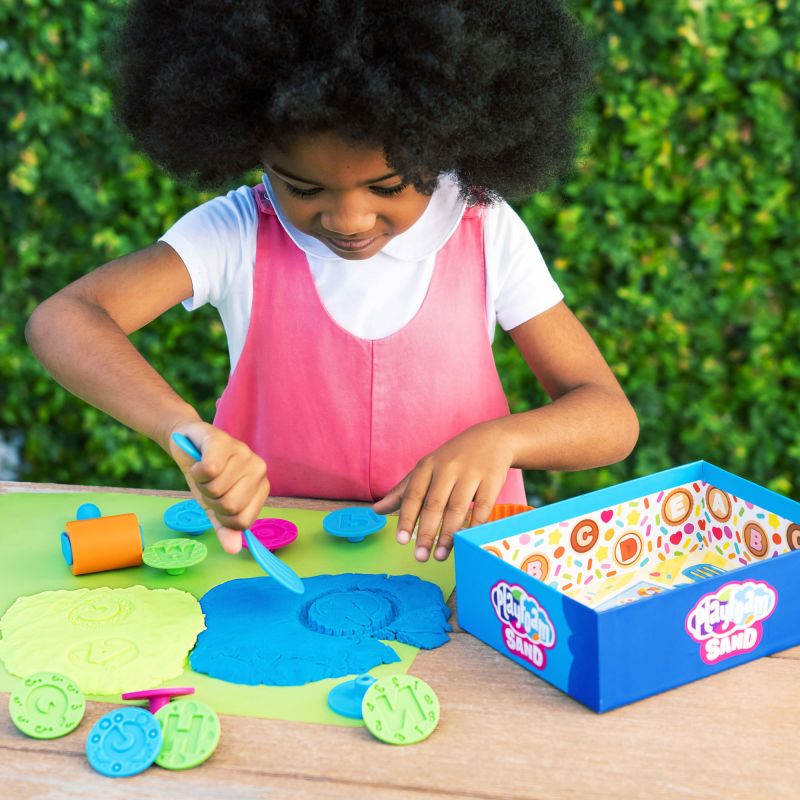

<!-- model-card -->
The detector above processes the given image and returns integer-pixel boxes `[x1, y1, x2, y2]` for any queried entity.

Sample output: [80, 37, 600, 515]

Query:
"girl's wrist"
[474, 417, 521, 467]
[155, 405, 203, 453]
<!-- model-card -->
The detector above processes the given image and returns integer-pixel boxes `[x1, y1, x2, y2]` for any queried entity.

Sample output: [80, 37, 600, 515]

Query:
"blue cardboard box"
[453, 462, 800, 712]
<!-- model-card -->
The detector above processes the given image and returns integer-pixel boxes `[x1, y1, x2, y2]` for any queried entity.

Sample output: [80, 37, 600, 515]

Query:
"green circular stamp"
[143, 538, 207, 576]
[361, 674, 440, 745]
[9, 672, 85, 739]
[154, 698, 220, 769]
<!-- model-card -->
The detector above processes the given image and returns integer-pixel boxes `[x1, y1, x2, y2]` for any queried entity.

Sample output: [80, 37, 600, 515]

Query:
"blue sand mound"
[190, 573, 452, 686]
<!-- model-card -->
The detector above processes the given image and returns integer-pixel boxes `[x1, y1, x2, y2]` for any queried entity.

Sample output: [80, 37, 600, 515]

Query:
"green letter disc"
[361, 674, 440, 745]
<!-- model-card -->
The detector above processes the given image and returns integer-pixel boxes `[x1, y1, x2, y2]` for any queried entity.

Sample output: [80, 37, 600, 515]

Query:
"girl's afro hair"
[111, 0, 593, 202]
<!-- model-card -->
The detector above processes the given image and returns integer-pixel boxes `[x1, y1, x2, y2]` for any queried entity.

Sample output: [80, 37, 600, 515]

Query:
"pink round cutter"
[242, 518, 298, 551]
[121, 686, 195, 714]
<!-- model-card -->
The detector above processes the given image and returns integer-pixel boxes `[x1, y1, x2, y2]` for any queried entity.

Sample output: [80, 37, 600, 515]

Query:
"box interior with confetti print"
[453, 461, 800, 712]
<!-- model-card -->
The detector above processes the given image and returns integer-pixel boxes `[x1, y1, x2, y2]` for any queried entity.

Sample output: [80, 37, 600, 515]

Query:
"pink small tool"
[242, 517, 298, 551]
[121, 686, 195, 714]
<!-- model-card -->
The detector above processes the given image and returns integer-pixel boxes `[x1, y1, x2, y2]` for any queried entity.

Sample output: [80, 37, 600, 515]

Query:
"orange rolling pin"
[60, 503, 144, 576]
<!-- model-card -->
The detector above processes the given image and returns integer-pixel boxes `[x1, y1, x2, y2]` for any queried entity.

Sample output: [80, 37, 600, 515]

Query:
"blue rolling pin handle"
[76, 503, 102, 521]
[65, 503, 100, 566]
[61, 532, 73, 566]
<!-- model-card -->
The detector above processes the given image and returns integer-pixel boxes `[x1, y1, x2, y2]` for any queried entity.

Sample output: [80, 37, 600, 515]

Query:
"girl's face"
[261, 132, 432, 260]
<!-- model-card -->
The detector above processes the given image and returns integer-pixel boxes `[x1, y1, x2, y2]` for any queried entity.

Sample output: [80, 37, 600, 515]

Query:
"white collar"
[261, 173, 466, 262]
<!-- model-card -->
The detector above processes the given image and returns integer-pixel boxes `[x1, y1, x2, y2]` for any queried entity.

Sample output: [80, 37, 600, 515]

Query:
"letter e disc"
[662, 488, 693, 526]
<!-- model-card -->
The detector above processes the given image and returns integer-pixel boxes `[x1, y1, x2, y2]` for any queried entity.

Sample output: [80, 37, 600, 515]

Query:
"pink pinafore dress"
[214, 185, 526, 503]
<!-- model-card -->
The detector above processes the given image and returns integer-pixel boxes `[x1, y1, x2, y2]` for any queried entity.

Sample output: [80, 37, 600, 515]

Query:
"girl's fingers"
[201, 472, 249, 519]
[215, 524, 244, 554]
[373, 477, 406, 515]
[214, 474, 270, 531]
[433, 478, 482, 561]
[171, 425, 269, 555]
[217, 492, 267, 553]
[413, 473, 457, 562]
[179, 458, 269, 544]
[374, 476, 411, 542]
[202, 459, 266, 523]
[469, 475, 505, 529]
[189, 504, 243, 555]
[192, 458, 237, 498]
[183, 429, 262, 493]
[372, 473, 414, 544]
[170, 422, 233, 480]
[203, 482, 269, 555]
[201, 477, 270, 554]
[394, 466, 434, 551]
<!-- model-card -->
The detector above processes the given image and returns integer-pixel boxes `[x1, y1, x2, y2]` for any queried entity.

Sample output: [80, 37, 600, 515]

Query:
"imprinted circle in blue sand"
[76, 503, 102, 520]
[323, 507, 387, 543]
[164, 499, 212, 534]
[327, 674, 377, 719]
[86, 707, 163, 778]
[306, 590, 396, 636]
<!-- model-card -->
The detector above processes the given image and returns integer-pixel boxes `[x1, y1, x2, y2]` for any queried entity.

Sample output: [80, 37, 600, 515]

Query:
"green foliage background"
[2, 0, 798, 502]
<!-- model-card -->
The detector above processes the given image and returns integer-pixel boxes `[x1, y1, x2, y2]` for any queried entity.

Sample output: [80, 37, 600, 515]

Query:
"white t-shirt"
[160, 174, 563, 371]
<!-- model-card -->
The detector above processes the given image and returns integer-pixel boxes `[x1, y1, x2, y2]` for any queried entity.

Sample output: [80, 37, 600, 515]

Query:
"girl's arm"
[499, 300, 639, 470]
[374, 301, 639, 561]
[27, 243, 198, 447]
[25, 243, 268, 552]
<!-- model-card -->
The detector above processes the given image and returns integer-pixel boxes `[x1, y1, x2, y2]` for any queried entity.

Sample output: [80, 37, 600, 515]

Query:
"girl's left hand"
[373, 421, 514, 562]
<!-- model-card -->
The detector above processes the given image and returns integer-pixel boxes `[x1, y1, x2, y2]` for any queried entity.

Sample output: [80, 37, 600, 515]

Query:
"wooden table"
[2, 481, 799, 800]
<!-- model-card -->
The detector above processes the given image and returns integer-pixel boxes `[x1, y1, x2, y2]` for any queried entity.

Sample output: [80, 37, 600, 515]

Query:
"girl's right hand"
[167, 420, 270, 554]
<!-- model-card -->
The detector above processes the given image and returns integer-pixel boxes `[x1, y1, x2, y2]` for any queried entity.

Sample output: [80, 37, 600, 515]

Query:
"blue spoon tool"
[171, 433, 304, 594]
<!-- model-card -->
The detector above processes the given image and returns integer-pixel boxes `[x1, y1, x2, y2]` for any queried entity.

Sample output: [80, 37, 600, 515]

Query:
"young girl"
[26, 0, 638, 563]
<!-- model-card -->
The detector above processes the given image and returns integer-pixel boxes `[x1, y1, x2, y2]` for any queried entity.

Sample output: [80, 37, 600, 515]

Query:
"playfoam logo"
[685, 580, 777, 665]
[490, 581, 556, 670]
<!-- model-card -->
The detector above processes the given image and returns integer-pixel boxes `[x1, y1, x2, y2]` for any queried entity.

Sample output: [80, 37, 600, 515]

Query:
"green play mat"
[0, 490, 455, 727]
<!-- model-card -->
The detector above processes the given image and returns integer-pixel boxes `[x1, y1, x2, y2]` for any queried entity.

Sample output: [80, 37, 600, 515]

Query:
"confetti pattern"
[482, 481, 799, 610]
